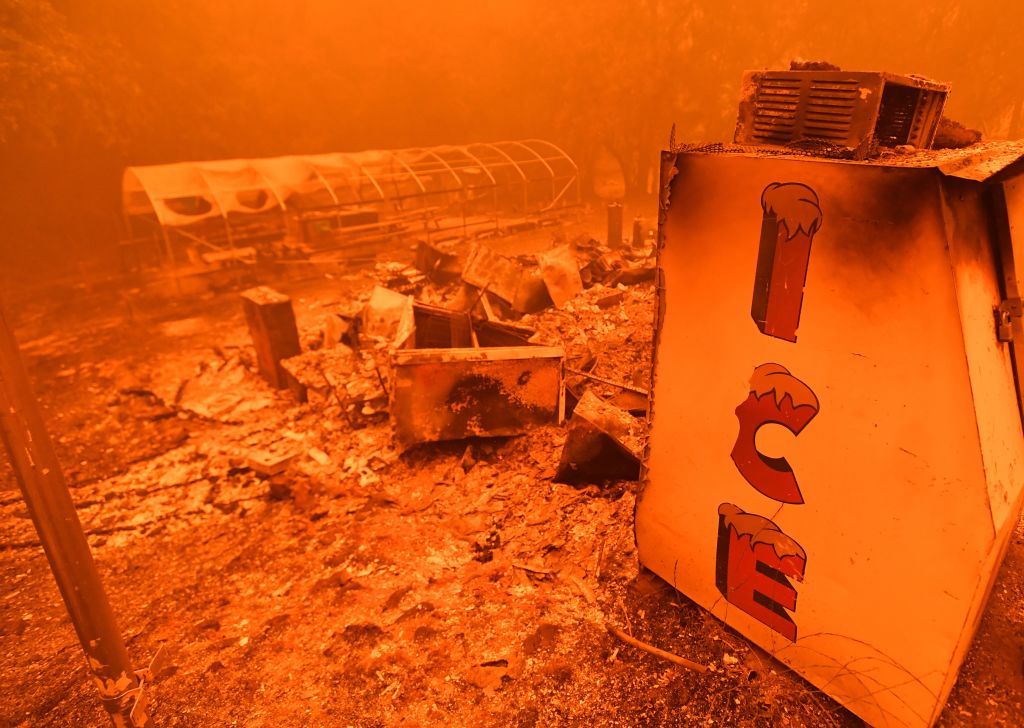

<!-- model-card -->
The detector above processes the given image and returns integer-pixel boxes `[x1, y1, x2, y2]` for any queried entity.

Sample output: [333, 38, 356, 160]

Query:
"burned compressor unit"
[735, 70, 950, 158]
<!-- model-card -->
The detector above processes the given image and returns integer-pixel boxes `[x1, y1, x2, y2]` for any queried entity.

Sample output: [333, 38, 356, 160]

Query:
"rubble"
[245, 449, 298, 478]
[414, 239, 463, 283]
[360, 285, 414, 344]
[555, 390, 646, 485]
[240, 286, 302, 389]
[0, 209, 886, 727]
[374, 261, 427, 295]
[323, 311, 360, 350]
[280, 346, 389, 421]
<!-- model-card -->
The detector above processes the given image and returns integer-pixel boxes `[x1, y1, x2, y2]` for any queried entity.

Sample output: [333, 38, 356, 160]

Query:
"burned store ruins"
[3, 3, 1024, 727]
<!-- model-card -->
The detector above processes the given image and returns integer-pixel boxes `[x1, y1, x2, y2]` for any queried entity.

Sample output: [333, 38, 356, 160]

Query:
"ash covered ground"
[0, 218, 1021, 727]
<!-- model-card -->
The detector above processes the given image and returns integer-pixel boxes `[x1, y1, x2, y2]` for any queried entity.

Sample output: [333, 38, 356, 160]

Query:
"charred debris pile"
[239, 230, 658, 491]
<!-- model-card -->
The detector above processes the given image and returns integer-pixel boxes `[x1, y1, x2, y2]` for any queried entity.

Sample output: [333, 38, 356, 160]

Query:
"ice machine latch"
[997, 298, 1023, 342]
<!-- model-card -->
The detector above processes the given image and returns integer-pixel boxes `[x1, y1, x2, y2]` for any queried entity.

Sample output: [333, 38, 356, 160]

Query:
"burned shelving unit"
[735, 70, 950, 158]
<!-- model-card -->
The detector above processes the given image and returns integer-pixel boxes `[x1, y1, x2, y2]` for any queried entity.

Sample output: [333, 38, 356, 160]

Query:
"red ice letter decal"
[730, 363, 819, 504]
[716, 503, 807, 641]
[751, 182, 822, 342]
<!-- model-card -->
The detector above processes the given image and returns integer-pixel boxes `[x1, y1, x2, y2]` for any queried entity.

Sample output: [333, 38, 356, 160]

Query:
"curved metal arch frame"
[191, 167, 236, 245]
[124, 170, 180, 267]
[505, 140, 556, 178]
[449, 146, 499, 187]
[126, 139, 580, 242]
[472, 142, 529, 182]
[310, 158, 370, 206]
[521, 138, 581, 207]
[346, 156, 389, 201]
[522, 138, 580, 174]
[412, 149, 465, 190]
[245, 167, 289, 212]
[385, 150, 428, 195]
[302, 160, 342, 208]
[504, 140, 558, 203]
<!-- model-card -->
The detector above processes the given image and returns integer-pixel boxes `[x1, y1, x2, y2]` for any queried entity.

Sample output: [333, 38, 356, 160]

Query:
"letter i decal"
[751, 182, 822, 343]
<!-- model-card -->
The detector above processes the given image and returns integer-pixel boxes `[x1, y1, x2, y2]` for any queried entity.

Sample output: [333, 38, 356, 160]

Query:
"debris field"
[0, 220, 1021, 726]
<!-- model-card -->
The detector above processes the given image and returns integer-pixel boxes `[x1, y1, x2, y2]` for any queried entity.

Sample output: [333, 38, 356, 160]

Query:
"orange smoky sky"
[1, 0, 1021, 272]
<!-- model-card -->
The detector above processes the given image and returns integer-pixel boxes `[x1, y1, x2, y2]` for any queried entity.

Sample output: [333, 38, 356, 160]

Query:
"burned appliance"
[735, 70, 950, 158]
[639, 140, 1024, 727]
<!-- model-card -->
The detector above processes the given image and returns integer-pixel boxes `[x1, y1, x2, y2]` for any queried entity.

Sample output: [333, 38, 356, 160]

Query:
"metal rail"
[0, 306, 148, 727]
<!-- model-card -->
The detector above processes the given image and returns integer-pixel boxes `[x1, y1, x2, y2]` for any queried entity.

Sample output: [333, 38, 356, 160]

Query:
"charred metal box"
[735, 70, 949, 158]
[390, 346, 564, 449]
[638, 142, 1024, 726]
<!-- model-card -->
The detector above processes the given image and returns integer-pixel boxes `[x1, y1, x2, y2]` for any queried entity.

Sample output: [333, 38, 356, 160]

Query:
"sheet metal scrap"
[538, 244, 584, 308]
[555, 390, 645, 484]
[415, 239, 463, 283]
[461, 243, 523, 305]
[390, 346, 565, 449]
[461, 242, 553, 314]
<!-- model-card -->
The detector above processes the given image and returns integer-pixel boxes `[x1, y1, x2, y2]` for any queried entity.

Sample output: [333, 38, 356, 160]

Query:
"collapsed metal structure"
[122, 140, 580, 271]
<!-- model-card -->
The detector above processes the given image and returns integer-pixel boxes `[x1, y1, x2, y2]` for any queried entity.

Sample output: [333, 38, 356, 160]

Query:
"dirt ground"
[0, 220, 1022, 726]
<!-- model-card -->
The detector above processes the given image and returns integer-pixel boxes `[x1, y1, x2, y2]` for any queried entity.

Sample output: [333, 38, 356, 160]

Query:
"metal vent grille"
[876, 84, 920, 146]
[737, 70, 950, 158]
[802, 79, 858, 142]
[751, 77, 858, 145]
[751, 77, 801, 143]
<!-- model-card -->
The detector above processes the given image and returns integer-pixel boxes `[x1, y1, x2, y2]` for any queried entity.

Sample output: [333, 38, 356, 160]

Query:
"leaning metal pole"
[0, 304, 148, 727]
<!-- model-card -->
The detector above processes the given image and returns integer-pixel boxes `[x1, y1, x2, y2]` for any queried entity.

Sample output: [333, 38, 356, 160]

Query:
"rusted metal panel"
[461, 242, 553, 313]
[414, 239, 462, 283]
[390, 346, 564, 448]
[538, 244, 584, 308]
[555, 391, 644, 484]
[638, 148, 1024, 727]
[461, 242, 522, 304]
[473, 320, 534, 347]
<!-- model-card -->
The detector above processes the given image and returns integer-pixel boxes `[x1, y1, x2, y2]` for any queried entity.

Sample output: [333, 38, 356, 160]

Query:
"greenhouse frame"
[122, 139, 580, 269]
